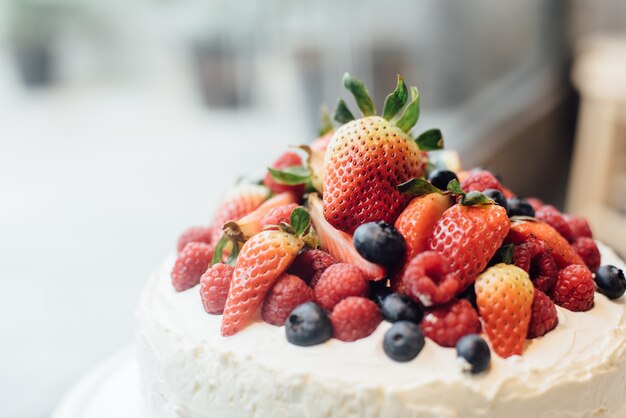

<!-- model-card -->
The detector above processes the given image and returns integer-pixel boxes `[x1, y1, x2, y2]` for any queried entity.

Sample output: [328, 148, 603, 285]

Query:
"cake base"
[137, 243, 626, 418]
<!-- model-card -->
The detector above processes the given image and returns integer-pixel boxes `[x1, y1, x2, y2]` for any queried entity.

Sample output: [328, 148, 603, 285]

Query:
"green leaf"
[268, 166, 310, 185]
[318, 105, 334, 136]
[334, 99, 355, 124]
[290, 206, 311, 237]
[462, 191, 495, 206]
[382, 75, 408, 120]
[446, 179, 465, 195]
[343, 73, 376, 117]
[225, 241, 240, 266]
[211, 235, 229, 266]
[416, 129, 444, 151]
[394, 86, 420, 133]
[396, 178, 443, 196]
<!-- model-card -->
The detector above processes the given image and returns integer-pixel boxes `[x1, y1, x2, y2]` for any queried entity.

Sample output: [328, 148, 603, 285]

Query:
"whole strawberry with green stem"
[220, 207, 315, 336]
[322, 73, 443, 234]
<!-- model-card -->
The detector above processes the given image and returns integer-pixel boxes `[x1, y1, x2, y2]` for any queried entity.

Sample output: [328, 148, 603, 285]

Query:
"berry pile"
[169, 73, 625, 374]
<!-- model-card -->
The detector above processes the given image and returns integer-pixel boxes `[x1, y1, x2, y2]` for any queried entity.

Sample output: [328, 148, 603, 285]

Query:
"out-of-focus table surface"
[0, 54, 306, 417]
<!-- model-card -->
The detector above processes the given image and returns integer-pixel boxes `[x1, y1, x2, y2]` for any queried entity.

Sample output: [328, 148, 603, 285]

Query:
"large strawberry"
[475, 263, 533, 358]
[323, 74, 442, 234]
[427, 182, 510, 289]
[307, 193, 385, 280]
[221, 207, 313, 336]
[506, 220, 584, 269]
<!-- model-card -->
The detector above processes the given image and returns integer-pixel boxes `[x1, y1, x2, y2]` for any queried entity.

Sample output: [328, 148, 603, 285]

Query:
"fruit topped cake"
[137, 74, 626, 418]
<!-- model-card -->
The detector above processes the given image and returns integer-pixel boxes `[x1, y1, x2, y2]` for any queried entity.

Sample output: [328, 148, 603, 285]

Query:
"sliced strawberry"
[209, 183, 269, 243]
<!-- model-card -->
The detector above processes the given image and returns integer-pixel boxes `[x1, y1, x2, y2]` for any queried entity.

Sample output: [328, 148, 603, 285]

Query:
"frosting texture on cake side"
[137, 242, 626, 418]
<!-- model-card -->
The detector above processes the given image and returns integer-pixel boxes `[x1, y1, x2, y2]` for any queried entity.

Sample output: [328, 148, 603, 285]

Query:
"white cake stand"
[52, 346, 142, 418]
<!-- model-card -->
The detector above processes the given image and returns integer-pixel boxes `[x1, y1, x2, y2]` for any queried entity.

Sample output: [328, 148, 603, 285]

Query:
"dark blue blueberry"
[507, 197, 535, 217]
[383, 321, 425, 362]
[456, 334, 490, 374]
[380, 293, 423, 323]
[353, 222, 406, 267]
[369, 280, 392, 306]
[483, 189, 508, 214]
[428, 169, 458, 191]
[285, 302, 332, 346]
[595, 265, 625, 300]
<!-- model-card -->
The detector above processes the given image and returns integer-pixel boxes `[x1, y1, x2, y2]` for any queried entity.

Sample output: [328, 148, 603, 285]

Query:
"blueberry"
[428, 169, 458, 191]
[456, 334, 490, 374]
[285, 302, 333, 346]
[483, 189, 508, 214]
[380, 293, 423, 323]
[595, 265, 626, 299]
[383, 321, 425, 362]
[507, 197, 535, 217]
[353, 222, 406, 267]
[369, 280, 392, 306]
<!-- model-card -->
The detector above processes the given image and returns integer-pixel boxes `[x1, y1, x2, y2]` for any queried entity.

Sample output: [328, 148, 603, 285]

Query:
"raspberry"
[564, 215, 593, 239]
[527, 288, 558, 338]
[171, 242, 214, 291]
[263, 151, 306, 195]
[199, 263, 234, 314]
[460, 170, 503, 193]
[421, 299, 481, 347]
[571, 237, 601, 272]
[330, 297, 381, 342]
[260, 203, 299, 228]
[401, 251, 460, 307]
[513, 238, 557, 294]
[314, 263, 369, 311]
[535, 205, 574, 243]
[553, 264, 595, 312]
[288, 249, 337, 287]
[177, 226, 213, 253]
[526, 197, 544, 212]
[261, 274, 314, 326]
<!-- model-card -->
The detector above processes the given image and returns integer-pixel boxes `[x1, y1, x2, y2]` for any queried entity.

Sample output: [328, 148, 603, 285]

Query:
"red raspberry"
[460, 170, 503, 193]
[513, 238, 558, 294]
[171, 242, 214, 291]
[535, 205, 575, 243]
[263, 151, 306, 195]
[553, 264, 594, 312]
[527, 288, 558, 338]
[421, 299, 481, 347]
[177, 226, 213, 253]
[401, 251, 460, 307]
[330, 296, 381, 342]
[314, 263, 369, 311]
[564, 215, 593, 239]
[288, 249, 337, 287]
[526, 197, 544, 212]
[260, 203, 299, 228]
[261, 274, 314, 326]
[199, 263, 234, 314]
[571, 237, 601, 272]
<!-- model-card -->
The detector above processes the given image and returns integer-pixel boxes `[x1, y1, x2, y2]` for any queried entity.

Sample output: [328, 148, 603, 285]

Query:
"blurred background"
[1, 0, 625, 417]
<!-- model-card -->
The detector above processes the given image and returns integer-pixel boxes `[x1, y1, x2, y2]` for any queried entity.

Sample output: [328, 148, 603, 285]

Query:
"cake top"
[168, 73, 626, 374]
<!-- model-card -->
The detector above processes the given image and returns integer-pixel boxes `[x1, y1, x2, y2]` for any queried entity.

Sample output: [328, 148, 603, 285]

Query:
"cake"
[137, 73, 626, 418]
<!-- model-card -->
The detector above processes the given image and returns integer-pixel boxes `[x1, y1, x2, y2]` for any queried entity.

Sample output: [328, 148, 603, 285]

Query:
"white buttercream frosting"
[137, 242, 626, 418]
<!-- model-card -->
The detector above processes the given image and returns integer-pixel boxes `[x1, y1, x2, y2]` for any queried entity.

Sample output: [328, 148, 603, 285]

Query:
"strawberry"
[260, 203, 299, 229]
[475, 263, 534, 358]
[177, 226, 213, 253]
[428, 202, 510, 290]
[535, 205, 575, 243]
[209, 183, 269, 244]
[221, 208, 312, 336]
[552, 264, 595, 312]
[506, 220, 584, 269]
[308, 131, 333, 193]
[199, 263, 234, 314]
[527, 288, 558, 339]
[323, 74, 436, 234]
[307, 193, 386, 280]
[394, 193, 452, 262]
[171, 242, 215, 292]
[264, 151, 306, 196]
[261, 274, 314, 326]
[421, 299, 481, 347]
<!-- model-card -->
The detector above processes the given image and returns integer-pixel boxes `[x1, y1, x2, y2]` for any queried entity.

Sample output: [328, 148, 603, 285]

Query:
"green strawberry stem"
[343, 73, 376, 117]
[397, 178, 494, 206]
[446, 179, 494, 206]
[334, 99, 355, 123]
[416, 129, 444, 151]
[382, 75, 409, 120]
[211, 234, 240, 266]
[394, 87, 420, 133]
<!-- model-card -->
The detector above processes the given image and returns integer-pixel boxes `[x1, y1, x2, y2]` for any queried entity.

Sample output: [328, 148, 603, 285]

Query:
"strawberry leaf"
[290, 206, 311, 237]
[211, 235, 229, 266]
[446, 179, 465, 195]
[397, 178, 443, 196]
[416, 129, 444, 151]
[463, 191, 494, 206]
[343, 73, 376, 117]
[318, 105, 334, 136]
[334, 99, 355, 124]
[268, 166, 310, 185]
[382, 75, 409, 121]
[395, 87, 420, 133]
